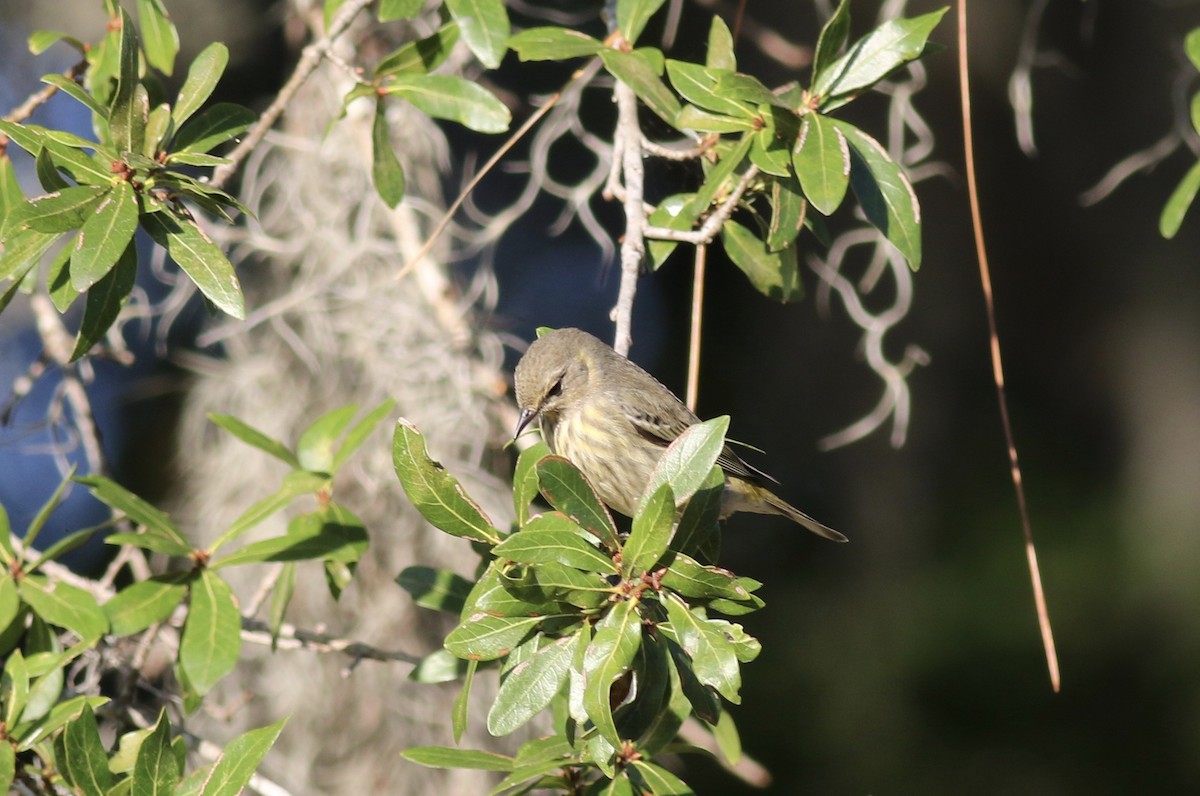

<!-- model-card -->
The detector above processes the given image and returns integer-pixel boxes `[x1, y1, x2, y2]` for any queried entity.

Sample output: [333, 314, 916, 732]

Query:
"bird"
[512, 327, 847, 542]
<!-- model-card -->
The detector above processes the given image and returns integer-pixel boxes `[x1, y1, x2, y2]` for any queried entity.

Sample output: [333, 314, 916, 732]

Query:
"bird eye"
[547, 378, 563, 399]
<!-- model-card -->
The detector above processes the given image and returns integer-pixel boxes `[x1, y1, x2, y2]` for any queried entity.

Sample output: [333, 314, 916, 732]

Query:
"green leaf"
[396, 566, 472, 613]
[642, 416, 730, 511]
[18, 576, 109, 641]
[334, 398, 395, 471]
[722, 218, 802, 302]
[28, 524, 109, 574]
[14, 695, 109, 752]
[601, 50, 682, 126]
[392, 419, 503, 544]
[646, 192, 700, 270]
[445, 0, 509, 69]
[665, 60, 754, 119]
[530, 562, 613, 609]
[488, 635, 574, 735]
[767, 172, 807, 252]
[674, 105, 756, 134]
[70, 180, 137, 290]
[691, 133, 753, 212]
[171, 102, 255, 154]
[371, 100, 405, 209]
[452, 658, 477, 743]
[508, 27, 602, 62]
[297, 404, 358, 472]
[381, 74, 510, 134]
[512, 440, 550, 525]
[833, 119, 922, 269]
[663, 593, 741, 703]
[495, 513, 617, 573]
[1160, 159, 1200, 239]
[623, 482, 674, 577]
[535, 455, 620, 550]
[136, 0, 179, 75]
[660, 552, 747, 601]
[713, 72, 785, 109]
[376, 23, 460, 76]
[173, 43, 230, 128]
[706, 16, 736, 71]
[179, 570, 242, 695]
[212, 504, 366, 569]
[445, 613, 546, 661]
[0, 155, 25, 236]
[629, 760, 694, 795]
[22, 466, 75, 551]
[583, 599, 642, 745]
[16, 185, 107, 233]
[811, 0, 851, 83]
[408, 649, 469, 684]
[617, 0, 665, 45]
[77, 474, 189, 545]
[197, 719, 286, 796]
[1186, 28, 1200, 72]
[402, 746, 514, 772]
[35, 146, 70, 191]
[207, 413, 300, 467]
[28, 29, 86, 55]
[211, 470, 328, 554]
[0, 742, 11, 794]
[379, 0, 424, 21]
[40, 74, 108, 118]
[0, 575, 18, 632]
[268, 561, 295, 646]
[141, 209, 246, 318]
[109, 9, 143, 154]
[132, 711, 179, 795]
[104, 574, 190, 637]
[2, 649, 29, 728]
[62, 703, 115, 796]
[812, 7, 948, 101]
[793, 113, 849, 215]
[71, 238, 136, 361]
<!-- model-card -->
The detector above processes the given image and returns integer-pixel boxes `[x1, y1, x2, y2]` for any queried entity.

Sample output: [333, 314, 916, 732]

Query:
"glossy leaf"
[600, 50, 682, 125]
[18, 576, 108, 641]
[706, 16, 736, 71]
[617, 0, 665, 45]
[642, 416, 730, 511]
[21, 465, 75, 551]
[393, 419, 503, 544]
[488, 635, 574, 735]
[180, 570, 242, 695]
[445, 613, 546, 661]
[833, 119, 922, 269]
[197, 719, 286, 796]
[623, 482, 674, 577]
[512, 440, 550, 525]
[402, 746, 514, 771]
[508, 27, 602, 61]
[379, 0, 424, 21]
[793, 113, 849, 215]
[172, 102, 255, 154]
[629, 761, 694, 795]
[396, 566, 472, 614]
[665, 60, 754, 119]
[35, 146, 69, 191]
[71, 238, 136, 361]
[661, 552, 749, 601]
[137, 0, 179, 75]
[583, 598, 642, 745]
[371, 100, 405, 208]
[142, 209, 246, 318]
[722, 218, 802, 302]
[664, 593, 741, 703]
[1160, 159, 1200, 239]
[376, 23, 460, 75]
[494, 514, 616, 574]
[331, 398, 396, 472]
[16, 185, 106, 233]
[812, 7, 947, 101]
[104, 574, 190, 637]
[2, 650, 29, 727]
[132, 711, 179, 795]
[0, 576, 18, 632]
[674, 105, 755, 134]
[69, 180, 137, 291]
[211, 470, 329, 553]
[109, 9, 142, 154]
[445, 0, 509, 69]
[811, 0, 852, 82]
[713, 72, 785, 109]
[381, 74, 510, 134]
[77, 474, 188, 545]
[207, 413, 300, 467]
[212, 504, 366, 568]
[28, 29, 86, 55]
[646, 192, 701, 269]
[297, 404, 358, 473]
[768, 172, 807, 252]
[61, 703, 114, 796]
[535, 455, 620, 550]
[452, 658, 477, 742]
[173, 43, 230, 128]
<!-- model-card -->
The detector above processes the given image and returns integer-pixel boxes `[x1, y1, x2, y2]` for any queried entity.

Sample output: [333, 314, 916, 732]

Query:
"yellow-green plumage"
[513, 327, 846, 542]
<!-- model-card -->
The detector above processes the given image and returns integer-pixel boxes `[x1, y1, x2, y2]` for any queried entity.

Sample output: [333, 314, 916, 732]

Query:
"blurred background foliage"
[2, 0, 1199, 793]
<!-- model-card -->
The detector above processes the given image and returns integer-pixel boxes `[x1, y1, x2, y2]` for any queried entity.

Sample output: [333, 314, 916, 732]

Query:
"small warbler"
[513, 327, 847, 542]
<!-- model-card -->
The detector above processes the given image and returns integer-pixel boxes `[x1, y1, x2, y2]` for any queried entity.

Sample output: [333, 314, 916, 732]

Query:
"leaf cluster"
[394, 418, 762, 794]
[1160, 27, 1200, 238]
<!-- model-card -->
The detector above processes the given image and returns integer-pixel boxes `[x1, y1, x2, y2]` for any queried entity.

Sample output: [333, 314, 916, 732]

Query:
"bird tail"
[760, 491, 849, 543]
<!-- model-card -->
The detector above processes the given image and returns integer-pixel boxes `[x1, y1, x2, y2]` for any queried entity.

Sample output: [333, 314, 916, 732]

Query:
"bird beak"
[514, 407, 538, 439]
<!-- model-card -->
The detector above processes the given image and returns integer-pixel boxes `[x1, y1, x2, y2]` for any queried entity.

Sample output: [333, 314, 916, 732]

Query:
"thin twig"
[240, 616, 422, 667]
[685, 244, 706, 412]
[958, 0, 1060, 693]
[1, 59, 88, 141]
[1078, 132, 1181, 206]
[610, 75, 647, 357]
[643, 165, 760, 245]
[210, 0, 375, 189]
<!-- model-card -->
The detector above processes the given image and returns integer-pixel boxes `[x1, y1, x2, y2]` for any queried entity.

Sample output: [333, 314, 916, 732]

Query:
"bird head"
[513, 328, 599, 438]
